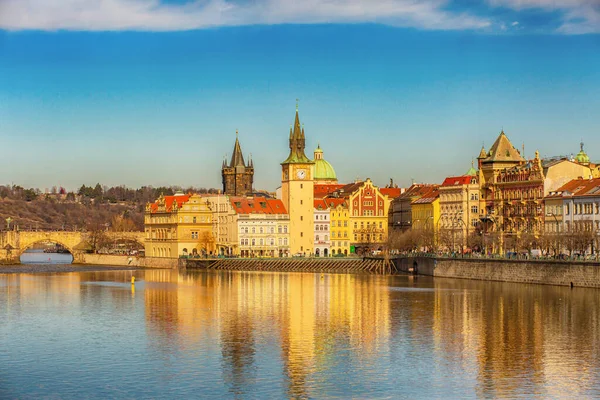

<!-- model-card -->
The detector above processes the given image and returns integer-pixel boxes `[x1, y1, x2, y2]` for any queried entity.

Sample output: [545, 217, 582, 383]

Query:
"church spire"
[229, 130, 245, 167]
[282, 102, 312, 165]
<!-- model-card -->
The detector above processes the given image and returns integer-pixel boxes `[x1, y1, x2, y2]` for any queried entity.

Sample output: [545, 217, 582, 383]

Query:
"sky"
[0, 0, 599, 192]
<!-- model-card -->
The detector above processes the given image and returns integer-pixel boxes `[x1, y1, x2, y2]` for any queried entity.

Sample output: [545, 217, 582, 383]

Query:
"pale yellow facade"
[237, 213, 290, 257]
[145, 193, 215, 258]
[205, 194, 238, 256]
[282, 164, 314, 255]
[329, 203, 350, 255]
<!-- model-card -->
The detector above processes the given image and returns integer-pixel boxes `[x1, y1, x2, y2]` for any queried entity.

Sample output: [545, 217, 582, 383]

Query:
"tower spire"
[229, 130, 245, 167]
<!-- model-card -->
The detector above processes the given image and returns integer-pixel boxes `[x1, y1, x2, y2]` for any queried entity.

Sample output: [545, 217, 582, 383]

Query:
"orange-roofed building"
[145, 193, 215, 258]
[230, 197, 290, 258]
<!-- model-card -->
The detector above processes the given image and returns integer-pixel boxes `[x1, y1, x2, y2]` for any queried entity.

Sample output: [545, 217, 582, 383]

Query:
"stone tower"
[222, 131, 254, 196]
[281, 103, 315, 255]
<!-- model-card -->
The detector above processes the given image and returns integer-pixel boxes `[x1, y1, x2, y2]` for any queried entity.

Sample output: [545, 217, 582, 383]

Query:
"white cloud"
[511, 21, 519, 26]
[0, 0, 491, 31]
[488, 0, 600, 33]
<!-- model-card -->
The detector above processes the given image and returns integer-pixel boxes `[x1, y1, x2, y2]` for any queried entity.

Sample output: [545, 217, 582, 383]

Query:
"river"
[0, 268, 599, 399]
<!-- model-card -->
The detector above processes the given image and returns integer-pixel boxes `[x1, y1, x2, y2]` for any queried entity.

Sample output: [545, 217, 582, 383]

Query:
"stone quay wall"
[184, 257, 392, 274]
[81, 254, 180, 269]
[394, 256, 600, 289]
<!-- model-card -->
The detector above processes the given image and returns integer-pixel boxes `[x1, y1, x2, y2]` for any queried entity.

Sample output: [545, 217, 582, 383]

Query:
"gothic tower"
[281, 103, 315, 255]
[222, 131, 254, 196]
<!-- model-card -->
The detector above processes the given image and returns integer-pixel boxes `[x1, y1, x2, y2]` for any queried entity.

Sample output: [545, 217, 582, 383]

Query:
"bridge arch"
[16, 231, 85, 258]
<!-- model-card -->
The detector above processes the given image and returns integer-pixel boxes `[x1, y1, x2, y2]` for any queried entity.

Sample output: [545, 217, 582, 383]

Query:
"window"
[270, 238, 275, 246]
[344, 221, 348, 227]
[284, 238, 288, 245]
[316, 235, 320, 241]
[260, 239, 264, 245]
[284, 226, 288, 233]
[244, 227, 249, 234]
[565, 204, 570, 215]
[252, 227, 256, 233]
[193, 217, 197, 223]
[300, 184, 303, 189]
[300, 232, 303, 237]
[191, 231, 198, 239]
[325, 235, 328, 241]
[300, 216, 303, 221]
[300, 200, 303, 205]
[260, 227, 264, 234]
[270, 227, 275, 234]
[471, 206, 478, 214]
[278, 226, 282, 233]
[278, 238, 282, 245]
[240, 239, 244, 246]
[252, 239, 256, 246]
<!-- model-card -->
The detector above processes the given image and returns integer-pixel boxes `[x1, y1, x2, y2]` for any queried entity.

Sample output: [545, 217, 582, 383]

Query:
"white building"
[314, 199, 331, 257]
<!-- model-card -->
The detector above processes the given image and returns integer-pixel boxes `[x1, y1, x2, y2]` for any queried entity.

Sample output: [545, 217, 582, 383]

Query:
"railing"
[391, 251, 600, 262]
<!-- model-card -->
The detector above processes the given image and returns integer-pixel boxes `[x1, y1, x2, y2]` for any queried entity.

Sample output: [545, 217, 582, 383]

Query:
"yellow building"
[411, 188, 440, 231]
[145, 193, 215, 258]
[205, 194, 238, 256]
[281, 105, 314, 255]
[438, 172, 480, 251]
[325, 198, 351, 256]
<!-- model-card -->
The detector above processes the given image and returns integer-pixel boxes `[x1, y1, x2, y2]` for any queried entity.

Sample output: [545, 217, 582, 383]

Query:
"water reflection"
[1, 269, 599, 398]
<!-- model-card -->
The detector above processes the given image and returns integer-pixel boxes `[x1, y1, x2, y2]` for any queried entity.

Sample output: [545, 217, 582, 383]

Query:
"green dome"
[466, 160, 477, 176]
[575, 142, 590, 165]
[313, 145, 337, 181]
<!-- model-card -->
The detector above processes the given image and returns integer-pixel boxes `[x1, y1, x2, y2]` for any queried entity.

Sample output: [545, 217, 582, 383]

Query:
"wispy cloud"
[0, 0, 491, 31]
[488, 0, 600, 33]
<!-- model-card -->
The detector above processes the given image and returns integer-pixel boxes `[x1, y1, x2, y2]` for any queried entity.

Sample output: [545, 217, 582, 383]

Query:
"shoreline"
[0, 264, 155, 274]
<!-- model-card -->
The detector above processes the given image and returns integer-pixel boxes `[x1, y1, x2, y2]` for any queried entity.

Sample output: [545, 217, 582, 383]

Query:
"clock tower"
[281, 103, 315, 255]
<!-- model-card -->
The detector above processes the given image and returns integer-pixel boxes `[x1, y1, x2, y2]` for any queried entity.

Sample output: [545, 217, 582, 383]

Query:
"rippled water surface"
[1, 269, 599, 399]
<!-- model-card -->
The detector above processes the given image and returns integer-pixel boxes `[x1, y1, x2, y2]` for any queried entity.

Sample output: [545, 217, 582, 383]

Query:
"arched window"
[251, 239, 256, 246]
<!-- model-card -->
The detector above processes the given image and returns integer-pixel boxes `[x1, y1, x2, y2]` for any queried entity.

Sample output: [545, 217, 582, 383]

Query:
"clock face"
[296, 169, 306, 179]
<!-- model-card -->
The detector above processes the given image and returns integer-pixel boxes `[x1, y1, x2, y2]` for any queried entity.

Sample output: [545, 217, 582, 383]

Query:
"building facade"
[222, 131, 254, 197]
[145, 193, 215, 258]
[313, 199, 331, 257]
[231, 197, 290, 257]
[327, 198, 350, 256]
[389, 184, 438, 233]
[438, 173, 480, 250]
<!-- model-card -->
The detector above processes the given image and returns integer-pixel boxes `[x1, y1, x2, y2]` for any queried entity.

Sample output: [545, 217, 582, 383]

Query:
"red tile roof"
[546, 178, 600, 198]
[441, 176, 477, 187]
[150, 194, 190, 213]
[380, 187, 403, 198]
[314, 184, 345, 198]
[411, 188, 439, 204]
[230, 197, 288, 215]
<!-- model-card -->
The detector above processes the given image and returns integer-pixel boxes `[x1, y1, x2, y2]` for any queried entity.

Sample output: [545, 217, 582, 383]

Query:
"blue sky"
[0, 0, 599, 191]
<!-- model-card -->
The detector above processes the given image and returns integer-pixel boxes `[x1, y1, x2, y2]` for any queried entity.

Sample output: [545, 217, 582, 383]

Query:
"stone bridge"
[0, 230, 145, 263]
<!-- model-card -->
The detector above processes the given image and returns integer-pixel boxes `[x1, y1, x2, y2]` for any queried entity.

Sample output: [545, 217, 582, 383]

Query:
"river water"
[1, 268, 599, 399]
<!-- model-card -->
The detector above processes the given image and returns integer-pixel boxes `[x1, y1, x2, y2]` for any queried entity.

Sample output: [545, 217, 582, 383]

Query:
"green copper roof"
[466, 160, 477, 176]
[314, 158, 337, 181]
[575, 142, 590, 164]
[313, 145, 337, 181]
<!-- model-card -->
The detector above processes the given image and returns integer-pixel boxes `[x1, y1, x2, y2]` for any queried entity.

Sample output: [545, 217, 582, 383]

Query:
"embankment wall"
[81, 254, 179, 269]
[394, 257, 600, 288]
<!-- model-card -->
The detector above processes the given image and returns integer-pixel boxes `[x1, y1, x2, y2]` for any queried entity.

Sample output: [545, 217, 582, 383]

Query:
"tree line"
[0, 183, 220, 232]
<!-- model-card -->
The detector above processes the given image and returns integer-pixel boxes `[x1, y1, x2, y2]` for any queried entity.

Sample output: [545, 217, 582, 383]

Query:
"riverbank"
[0, 264, 144, 274]
[394, 256, 600, 289]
